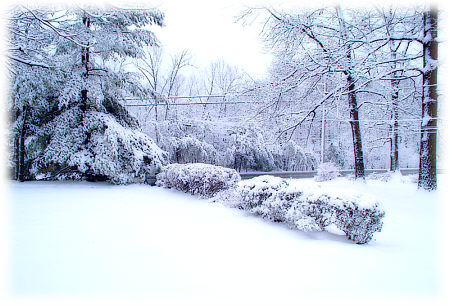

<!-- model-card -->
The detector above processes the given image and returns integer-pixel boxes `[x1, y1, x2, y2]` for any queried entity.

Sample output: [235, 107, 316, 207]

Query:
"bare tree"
[203, 59, 245, 115]
[164, 49, 192, 119]
[370, 7, 423, 171]
[135, 48, 192, 141]
[241, 5, 434, 178]
[247, 7, 367, 178]
[335, 6, 365, 178]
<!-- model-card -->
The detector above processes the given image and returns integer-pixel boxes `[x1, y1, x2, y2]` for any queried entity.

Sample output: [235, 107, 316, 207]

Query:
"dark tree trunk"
[346, 74, 365, 179]
[18, 106, 30, 182]
[80, 15, 90, 112]
[336, 6, 365, 180]
[14, 131, 20, 180]
[418, 9, 438, 190]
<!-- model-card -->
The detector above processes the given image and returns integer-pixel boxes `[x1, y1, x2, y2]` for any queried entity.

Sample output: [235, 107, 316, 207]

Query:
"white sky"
[149, 0, 275, 79]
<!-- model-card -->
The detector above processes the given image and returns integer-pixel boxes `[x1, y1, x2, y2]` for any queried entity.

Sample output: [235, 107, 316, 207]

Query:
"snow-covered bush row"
[33, 108, 169, 184]
[215, 176, 385, 244]
[156, 163, 241, 198]
[314, 162, 340, 182]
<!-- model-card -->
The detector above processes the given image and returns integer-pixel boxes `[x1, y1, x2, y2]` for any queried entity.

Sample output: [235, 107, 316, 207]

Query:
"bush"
[156, 163, 241, 198]
[215, 176, 384, 244]
[314, 162, 340, 182]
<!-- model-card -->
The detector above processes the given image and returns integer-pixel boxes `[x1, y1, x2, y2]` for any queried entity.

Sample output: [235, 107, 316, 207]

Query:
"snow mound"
[215, 175, 385, 244]
[156, 163, 241, 198]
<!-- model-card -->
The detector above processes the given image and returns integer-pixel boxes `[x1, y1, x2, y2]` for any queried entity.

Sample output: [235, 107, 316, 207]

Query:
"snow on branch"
[8, 55, 51, 69]
[279, 83, 345, 140]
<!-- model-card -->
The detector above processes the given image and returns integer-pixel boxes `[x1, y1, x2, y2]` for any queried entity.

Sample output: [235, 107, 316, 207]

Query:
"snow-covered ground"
[5, 174, 449, 305]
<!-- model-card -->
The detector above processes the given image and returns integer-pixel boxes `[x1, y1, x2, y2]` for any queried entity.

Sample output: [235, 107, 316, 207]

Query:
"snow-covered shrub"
[331, 199, 385, 244]
[156, 163, 241, 198]
[215, 176, 384, 244]
[314, 162, 340, 182]
[228, 175, 289, 215]
[292, 188, 385, 244]
[34, 108, 169, 184]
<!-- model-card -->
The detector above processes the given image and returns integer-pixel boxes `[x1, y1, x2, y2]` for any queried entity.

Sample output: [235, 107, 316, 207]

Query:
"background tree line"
[7, 4, 439, 190]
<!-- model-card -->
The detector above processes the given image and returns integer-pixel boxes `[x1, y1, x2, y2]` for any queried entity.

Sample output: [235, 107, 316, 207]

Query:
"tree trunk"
[390, 79, 400, 171]
[81, 15, 90, 112]
[14, 135, 19, 180]
[347, 74, 365, 179]
[418, 9, 438, 190]
[18, 106, 30, 182]
[388, 40, 400, 171]
[336, 6, 365, 179]
[154, 101, 161, 144]
[384, 9, 401, 172]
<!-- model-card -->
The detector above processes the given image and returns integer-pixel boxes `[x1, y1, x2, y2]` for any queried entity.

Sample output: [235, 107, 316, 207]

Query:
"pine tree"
[8, 6, 168, 183]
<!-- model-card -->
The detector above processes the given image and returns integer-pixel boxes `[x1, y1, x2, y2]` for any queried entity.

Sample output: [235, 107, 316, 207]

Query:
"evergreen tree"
[8, 6, 168, 183]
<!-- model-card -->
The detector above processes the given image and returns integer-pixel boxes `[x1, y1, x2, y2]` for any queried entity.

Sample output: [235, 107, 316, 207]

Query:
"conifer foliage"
[8, 6, 168, 183]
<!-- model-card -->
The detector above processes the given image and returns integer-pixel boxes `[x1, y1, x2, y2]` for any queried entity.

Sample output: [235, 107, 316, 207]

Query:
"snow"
[288, 179, 380, 210]
[5, 175, 449, 305]
[422, 114, 433, 127]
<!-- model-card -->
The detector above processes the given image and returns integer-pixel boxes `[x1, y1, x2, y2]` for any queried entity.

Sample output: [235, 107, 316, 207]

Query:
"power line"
[124, 94, 253, 101]
[169, 94, 227, 99]
[124, 99, 305, 105]
[325, 117, 445, 123]
[125, 101, 258, 107]
[125, 96, 446, 124]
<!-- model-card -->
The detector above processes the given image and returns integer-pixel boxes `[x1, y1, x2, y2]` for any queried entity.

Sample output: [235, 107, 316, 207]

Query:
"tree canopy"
[8, 6, 168, 183]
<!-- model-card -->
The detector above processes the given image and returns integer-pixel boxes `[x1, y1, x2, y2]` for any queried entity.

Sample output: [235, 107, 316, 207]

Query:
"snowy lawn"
[6, 175, 449, 305]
